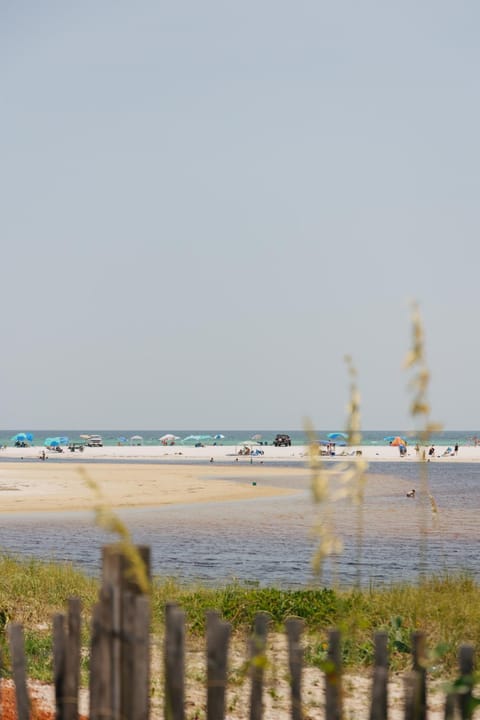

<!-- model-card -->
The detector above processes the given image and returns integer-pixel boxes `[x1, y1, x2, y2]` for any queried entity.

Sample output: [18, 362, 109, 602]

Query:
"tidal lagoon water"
[0, 461, 479, 588]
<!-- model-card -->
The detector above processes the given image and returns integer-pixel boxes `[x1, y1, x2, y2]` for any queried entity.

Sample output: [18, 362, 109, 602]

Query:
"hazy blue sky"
[2, 1, 479, 431]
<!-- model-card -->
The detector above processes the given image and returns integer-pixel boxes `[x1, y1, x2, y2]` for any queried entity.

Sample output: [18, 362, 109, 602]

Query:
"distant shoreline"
[1, 442, 479, 463]
[0, 441, 477, 515]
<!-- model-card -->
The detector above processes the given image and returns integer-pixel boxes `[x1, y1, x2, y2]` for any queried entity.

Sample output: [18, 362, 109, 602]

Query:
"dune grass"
[0, 554, 479, 682]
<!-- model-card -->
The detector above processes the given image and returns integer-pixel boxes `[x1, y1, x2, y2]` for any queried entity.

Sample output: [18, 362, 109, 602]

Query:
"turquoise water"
[1, 429, 478, 447]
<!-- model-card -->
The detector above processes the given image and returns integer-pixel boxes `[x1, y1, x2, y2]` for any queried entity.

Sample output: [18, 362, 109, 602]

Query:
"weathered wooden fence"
[2, 545, 478, 719]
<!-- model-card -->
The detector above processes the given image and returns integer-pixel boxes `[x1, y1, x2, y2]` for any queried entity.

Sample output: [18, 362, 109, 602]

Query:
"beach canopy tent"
[44, 438, 59, 447]
[159, 434, 180, 443]
[181, 435, 212, 443]
[11, 432, 33, 444]
[44, 436, 68, 447]
[130, 435, 143, 445]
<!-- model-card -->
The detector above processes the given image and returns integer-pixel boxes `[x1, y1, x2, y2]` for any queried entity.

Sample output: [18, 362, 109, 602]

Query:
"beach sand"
[0, 462, 303, 513]
[2, 441, 480, 464]
[0, 440, 477, 514]
[23, 633, 448, 720]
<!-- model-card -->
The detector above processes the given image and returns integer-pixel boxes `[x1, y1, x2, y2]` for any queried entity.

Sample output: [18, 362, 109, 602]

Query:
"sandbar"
[0, 462, 303, 514]
[0, 440, 476, 514]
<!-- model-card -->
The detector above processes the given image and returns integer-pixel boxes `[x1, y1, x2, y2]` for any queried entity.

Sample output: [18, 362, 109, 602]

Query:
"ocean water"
[1, 428, 479, 448]
[0, 459, 480, 588]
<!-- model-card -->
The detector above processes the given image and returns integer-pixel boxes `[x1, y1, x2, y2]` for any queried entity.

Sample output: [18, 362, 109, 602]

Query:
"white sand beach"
[1, 441, 479, 463]
[0, 461, 303, 513]
[0, 440, 477, 514]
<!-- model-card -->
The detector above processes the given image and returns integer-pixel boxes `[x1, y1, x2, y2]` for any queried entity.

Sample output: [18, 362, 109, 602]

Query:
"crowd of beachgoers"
[1, 439, 480, 463]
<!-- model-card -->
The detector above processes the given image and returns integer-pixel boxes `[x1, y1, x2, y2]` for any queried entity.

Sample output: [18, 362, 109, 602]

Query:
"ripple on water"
[0, 462, 479, 587]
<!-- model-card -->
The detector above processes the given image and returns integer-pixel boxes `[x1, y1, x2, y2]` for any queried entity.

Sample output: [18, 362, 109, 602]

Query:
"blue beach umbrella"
[327, 432, 348, 440]
[213, 434, 225, 440]
[11, 432, 34, 443]
[44, 438, 60, 447]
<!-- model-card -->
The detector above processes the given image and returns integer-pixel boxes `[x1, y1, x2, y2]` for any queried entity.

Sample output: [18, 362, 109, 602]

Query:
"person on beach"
[454, 443, 459, 455]
[428, 445, 435, 457]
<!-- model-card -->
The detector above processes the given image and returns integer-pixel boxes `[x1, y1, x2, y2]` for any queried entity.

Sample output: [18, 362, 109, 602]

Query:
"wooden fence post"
[285, 617, 304, 720]
[325, 629, 342, 720]
[370, 631, 388, 720]
[134, 594, 150, 720]
[404, 670, 423, 720]
[458, 644, 475, 720]
[412, 631, 427, 720]
[64, 598, 81, 720]
[89, 587, 113, 720]
[53, 612, 66, 720]
[249, 612, 269, 720]
[164, 603, 185, 720]
[7, 623, 30, 720]
[101, 544, 151, 720]
[123, 592, 150, 720]
[443, 692, 457, 720]
[206, 611, 231, 720]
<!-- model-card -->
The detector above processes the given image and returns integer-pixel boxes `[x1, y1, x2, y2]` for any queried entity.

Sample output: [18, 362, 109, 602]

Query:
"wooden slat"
[121, 593, 150, 720]
[285, 618, 303, 720]
[89, 588, 113, 720]
[164, 603, 185, 720]
[369, 631, 389, 720]
[458, 644, 474, 720]
[403, 671, 421, 720]
[101, 544, 151, 594]
[325, 629, 342, 720]
[122, 592, 136, 720]
[7, 623, 30, 720]
[101, 543, 151, 720]
[106, 581, 122, 720]
[249, 612, 269, 720]
[53, 613, 66, 720]
[132, 595, 150, 720]
[206, 611, 231, 720]
[412, 631, 427, 720]
[443, 693, 457, 720]
[64, 598, 81, 720]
